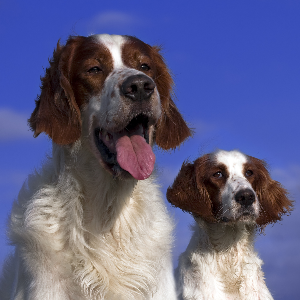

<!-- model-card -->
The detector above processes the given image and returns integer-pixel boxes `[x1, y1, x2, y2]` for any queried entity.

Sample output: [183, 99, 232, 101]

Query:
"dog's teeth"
[105, 134, 110, 141]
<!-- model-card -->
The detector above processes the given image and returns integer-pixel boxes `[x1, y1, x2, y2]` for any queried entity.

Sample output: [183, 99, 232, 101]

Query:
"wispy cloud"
[272, 164, 300, 193]
[0, 108, 32, 141]
[82, 11, 142, 35]
[92, 11, 136, 27]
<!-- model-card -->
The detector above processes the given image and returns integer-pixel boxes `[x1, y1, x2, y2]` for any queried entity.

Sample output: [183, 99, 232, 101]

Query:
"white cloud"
[93, 11, 136, 26]
[271, 164, 300, 193]
[84, 11, 141, 34]
[0, 108, 32, 141]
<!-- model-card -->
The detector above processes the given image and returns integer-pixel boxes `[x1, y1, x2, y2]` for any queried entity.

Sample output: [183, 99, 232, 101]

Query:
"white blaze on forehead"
[214, 150, 260, 220]
[215, 150, 248, 178]
[94, 34, 126, 69]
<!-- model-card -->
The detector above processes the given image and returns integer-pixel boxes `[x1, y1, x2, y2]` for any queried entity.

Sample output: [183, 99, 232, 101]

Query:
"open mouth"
[94, 114, 155, 180]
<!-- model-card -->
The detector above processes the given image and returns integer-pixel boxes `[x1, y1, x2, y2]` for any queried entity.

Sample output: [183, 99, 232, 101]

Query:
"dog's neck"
[180, 218, 261, 297]
[52, 142, 138, 232]
[193, 216, 256, 253]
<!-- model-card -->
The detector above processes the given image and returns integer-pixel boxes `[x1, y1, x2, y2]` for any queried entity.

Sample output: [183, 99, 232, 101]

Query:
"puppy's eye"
[88, 66, 102, 74]
[140, 63, 150, 71]
[245, 170, 253, 177]
[213, 171, 223, 178]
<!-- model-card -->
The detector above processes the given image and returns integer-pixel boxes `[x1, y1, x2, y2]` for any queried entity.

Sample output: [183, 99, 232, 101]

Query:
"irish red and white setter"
[0, 34, 191, 300]
[167, 150, 293, 300]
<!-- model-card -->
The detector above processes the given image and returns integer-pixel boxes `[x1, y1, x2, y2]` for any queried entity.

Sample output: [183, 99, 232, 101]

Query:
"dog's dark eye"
[213, 171, 223, 178]
[88, 66, 102, 74]
[140, 63, 150, 71]
[245, 170, 253, 177]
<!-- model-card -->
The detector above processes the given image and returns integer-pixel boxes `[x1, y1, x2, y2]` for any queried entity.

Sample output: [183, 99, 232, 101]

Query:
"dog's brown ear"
[167, 162, 201, 212]
[249, 157, 294, 227]
[167, 156, 215, 222]
[28, 36, 85, 145]
[151, 46, 192, 150]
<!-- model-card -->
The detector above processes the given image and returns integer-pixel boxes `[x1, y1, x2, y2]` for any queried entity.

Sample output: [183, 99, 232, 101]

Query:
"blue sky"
[0, 0, 300, 298]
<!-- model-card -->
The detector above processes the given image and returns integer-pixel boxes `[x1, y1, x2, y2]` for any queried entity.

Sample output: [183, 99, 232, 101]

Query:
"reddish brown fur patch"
[167, 155, 216, 222]
[149, 46, 192, 150]
[247, 156, 293, 227]
[197, 160, 228, 219]
[70, 37, 114, 103]
[29, 37, 86, 144]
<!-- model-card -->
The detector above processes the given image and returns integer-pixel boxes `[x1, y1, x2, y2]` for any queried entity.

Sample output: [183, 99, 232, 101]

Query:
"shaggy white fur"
[176, 221, 273, 300]
[0, 34, 192, 300]
[0, 140, 176, 300]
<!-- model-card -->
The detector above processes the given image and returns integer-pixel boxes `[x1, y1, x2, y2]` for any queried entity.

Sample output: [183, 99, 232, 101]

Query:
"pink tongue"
[115, 134, 155, 180]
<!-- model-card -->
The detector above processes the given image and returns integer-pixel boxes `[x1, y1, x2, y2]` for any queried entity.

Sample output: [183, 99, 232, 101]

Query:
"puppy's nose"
[121, 74, 155, 101]
[235, 189, 255, 207]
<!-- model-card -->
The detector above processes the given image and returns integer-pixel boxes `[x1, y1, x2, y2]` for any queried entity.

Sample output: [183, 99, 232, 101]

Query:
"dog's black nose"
[235, 189, 255, 207]
[121, 74, 155, 101]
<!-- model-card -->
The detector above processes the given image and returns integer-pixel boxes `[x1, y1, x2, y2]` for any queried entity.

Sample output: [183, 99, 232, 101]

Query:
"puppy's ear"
[151, 46, 192, 150]
[249, 157, 293, 227]
[28, 36, 85, 145]
[167, 156, 215, 222]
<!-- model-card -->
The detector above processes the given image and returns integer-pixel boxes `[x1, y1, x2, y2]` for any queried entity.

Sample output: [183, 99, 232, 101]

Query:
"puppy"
[167, 150, 293, 300]
[0, 34, 192, 300]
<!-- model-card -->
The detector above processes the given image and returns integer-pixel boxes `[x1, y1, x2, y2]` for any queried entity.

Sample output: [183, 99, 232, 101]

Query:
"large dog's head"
[29, 34, 192, 180]
[167, 150, 293, 228]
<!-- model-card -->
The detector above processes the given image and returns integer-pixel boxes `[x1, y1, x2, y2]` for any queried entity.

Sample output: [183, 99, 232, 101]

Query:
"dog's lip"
[241, 206, 255, 215]
[102, 107, 159, 133]
[96, 114, 150, 153]
[242, 212, 251, 216]
[97, 120, 148, 154]
[217, 207, 256, 223]
[236, 209, 257, 221]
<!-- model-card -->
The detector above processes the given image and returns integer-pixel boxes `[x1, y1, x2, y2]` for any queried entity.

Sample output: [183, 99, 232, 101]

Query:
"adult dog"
[0, 34, 191, 300]
[167, 150, 293, 300]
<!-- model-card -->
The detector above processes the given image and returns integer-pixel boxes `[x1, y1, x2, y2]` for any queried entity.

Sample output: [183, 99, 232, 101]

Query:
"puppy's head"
[29, 34, 192, 180]
[167, 150, 293, 227]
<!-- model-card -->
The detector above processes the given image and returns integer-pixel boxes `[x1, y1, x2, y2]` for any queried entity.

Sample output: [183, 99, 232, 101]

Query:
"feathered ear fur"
[28, 36, 85, 145]
[166, 156, 216, 222]
[151, 46, 192, 150]
[249, 157, 293, 227]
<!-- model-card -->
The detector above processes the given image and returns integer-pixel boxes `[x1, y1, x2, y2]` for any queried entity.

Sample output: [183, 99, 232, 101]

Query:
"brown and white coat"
[0, 34, 192, 300]
[167, 150, 293, 300]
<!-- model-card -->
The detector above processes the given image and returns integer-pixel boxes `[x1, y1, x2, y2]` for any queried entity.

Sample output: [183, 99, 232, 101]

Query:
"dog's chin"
[236, 213, 257, 224]
[218, 208, 258, 224]
[92, 114, 155, 180]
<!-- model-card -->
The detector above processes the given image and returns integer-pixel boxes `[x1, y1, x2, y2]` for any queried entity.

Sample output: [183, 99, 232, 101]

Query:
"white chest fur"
[176, 220, 274, 300]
